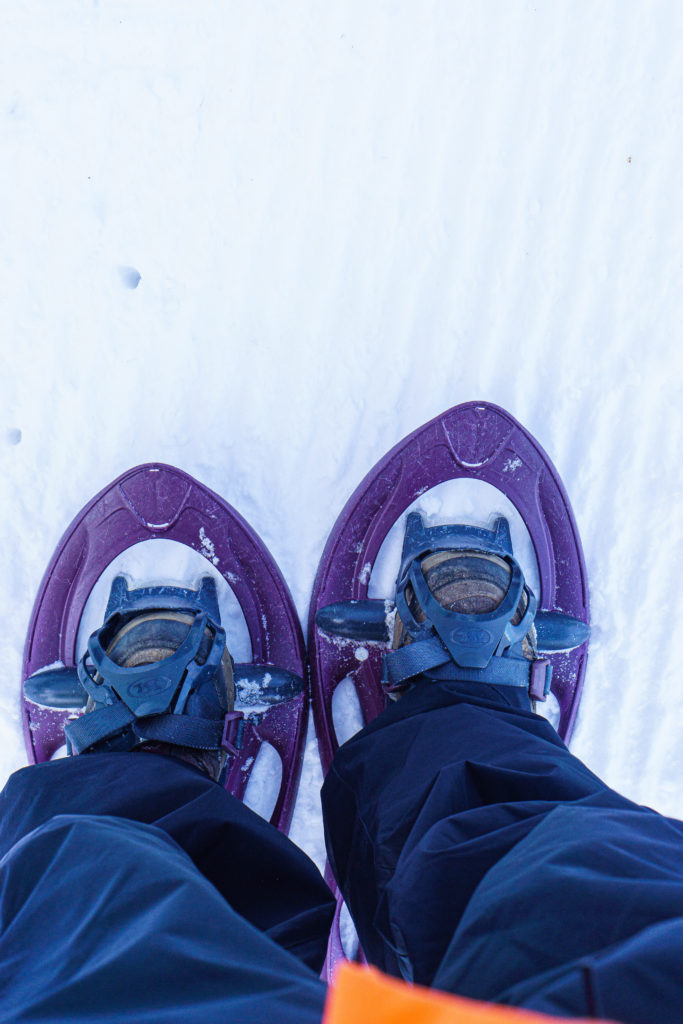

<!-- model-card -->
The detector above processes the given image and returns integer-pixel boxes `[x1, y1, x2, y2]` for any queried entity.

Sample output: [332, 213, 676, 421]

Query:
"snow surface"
[3, 1, 683, 872]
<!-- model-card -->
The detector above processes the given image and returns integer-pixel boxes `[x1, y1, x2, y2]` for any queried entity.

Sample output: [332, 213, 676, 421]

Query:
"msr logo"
[128, 676, 174, 698]
[450, 627, 492, 648]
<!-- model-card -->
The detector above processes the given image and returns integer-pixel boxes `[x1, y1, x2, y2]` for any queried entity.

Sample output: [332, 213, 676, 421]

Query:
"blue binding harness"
[65, 576, 242, 757]
[382, 514, 552, 702]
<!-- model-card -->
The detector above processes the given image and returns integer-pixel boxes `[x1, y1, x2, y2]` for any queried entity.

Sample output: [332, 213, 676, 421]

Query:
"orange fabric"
[323, 962, 618, 1024]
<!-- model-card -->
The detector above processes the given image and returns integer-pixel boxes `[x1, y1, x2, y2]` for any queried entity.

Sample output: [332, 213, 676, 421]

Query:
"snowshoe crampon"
[22, 464, 307, 833]
[309, 401, 590, 972]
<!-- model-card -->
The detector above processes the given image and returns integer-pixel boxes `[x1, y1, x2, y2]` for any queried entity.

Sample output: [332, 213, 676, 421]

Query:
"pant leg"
[0, 752, 335, 971]
[321, 680, 683, 1022]
[0, 813, 326, 1024]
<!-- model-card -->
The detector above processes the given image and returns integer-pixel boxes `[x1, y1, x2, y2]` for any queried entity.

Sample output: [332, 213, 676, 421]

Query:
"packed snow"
[2, 1, 683, 872]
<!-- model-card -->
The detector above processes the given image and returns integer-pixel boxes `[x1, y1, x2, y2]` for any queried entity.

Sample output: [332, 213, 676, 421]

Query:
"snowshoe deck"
[22, 464, 307, 833]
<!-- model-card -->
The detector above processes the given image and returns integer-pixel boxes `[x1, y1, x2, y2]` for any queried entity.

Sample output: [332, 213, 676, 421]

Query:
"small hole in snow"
[118, 265, 141, 289]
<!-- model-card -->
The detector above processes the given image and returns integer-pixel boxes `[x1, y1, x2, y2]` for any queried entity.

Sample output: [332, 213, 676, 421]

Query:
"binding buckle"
[529, 659, 552, 702]
[221, 711, 244, 756]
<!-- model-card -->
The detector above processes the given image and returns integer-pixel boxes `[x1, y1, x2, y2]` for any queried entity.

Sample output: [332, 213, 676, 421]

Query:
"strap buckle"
[529, 658, 552, 702]
[221, 711, 244, 756]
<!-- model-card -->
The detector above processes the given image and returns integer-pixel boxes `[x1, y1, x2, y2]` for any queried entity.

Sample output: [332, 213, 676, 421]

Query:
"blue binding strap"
[65, 576, 235, 756]
[384, 513, 551, 702]
[382, 637, 552, 701]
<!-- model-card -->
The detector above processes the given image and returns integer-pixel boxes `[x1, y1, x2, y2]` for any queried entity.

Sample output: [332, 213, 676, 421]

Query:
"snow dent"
[118, 266, 141, 289]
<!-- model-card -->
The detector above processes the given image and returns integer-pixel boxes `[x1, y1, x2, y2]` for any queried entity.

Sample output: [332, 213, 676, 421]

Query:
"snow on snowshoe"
[22, 463, 307, 833]
[308, 401, 590, 972]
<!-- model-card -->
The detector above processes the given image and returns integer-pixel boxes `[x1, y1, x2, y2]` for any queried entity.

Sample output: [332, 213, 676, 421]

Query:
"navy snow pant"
[3, 684, 683, 1022]
[323, 680, 683, 1022]
[0, 753, 332, 1023]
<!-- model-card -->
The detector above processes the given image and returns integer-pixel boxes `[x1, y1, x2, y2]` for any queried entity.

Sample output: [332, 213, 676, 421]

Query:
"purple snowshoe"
[22, 464, 307, 833]
[308, 401, 590, 971]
